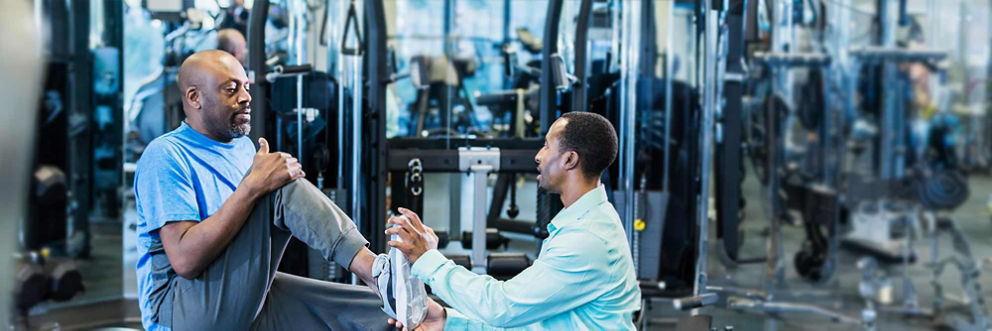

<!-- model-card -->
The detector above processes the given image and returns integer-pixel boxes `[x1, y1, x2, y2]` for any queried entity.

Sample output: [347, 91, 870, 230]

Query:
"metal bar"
[346, 0, 368, 285]
[639, 0, 657, 77]
[291, 0, 305, 165]
[619, 0, 641, 255]
[471, 166, 490, 273]
[673, 292, 719, 311]
[502, 0, 511, 47]
[387, 149, 537, 173]
[877, 0, 901, 179]
[696, 0, 718, 298]
[336, 0, 345, 183]
[765, 0, 787, 287]
[540, 0, 564, 135]
[716, 0, 747, 262]
[847, 46, 947, 62]
[351, 52, 362, 231]
[247, 0, 270, 143]
[729, 299, 863, 326]
[572, 0, 593, 111]
[752, 51, 832, 67]
[365, 0, 389, 257]
[663, 0, 674, 192]
[387, 137, 542, 149]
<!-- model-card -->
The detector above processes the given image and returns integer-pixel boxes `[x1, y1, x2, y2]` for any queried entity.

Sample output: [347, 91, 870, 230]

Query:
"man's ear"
[186, 86, 201, 109]
[562, 150, 580, 171]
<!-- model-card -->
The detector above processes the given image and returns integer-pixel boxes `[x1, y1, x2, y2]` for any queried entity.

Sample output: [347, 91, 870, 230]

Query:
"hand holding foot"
[385, 208, 438, 264]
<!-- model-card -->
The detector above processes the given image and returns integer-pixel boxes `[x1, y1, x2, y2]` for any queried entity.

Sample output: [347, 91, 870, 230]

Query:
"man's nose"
[239, 88, 252, 104]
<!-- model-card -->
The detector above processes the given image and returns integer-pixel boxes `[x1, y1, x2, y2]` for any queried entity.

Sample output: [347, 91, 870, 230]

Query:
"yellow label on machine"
[634, 219, 646, 231]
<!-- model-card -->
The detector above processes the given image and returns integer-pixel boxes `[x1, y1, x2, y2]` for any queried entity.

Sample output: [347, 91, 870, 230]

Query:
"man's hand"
[385, 207, 438, 264]
[242, 137, 304, 197]
[388, 297, 446, 331]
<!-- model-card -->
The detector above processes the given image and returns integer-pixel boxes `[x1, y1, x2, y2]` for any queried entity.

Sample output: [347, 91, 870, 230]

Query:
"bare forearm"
[167, 184, 263, 278]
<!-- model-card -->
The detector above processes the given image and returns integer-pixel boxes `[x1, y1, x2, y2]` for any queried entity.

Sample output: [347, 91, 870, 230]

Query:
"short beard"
[226, 117, 251, 139]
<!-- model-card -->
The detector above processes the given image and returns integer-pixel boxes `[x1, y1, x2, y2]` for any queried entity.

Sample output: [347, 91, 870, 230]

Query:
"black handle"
[280, 64, 312, 74]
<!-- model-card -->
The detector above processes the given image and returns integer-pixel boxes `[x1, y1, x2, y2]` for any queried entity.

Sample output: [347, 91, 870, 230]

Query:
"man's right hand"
[243, 137, 305, 197]
[388, 297, 446, 331]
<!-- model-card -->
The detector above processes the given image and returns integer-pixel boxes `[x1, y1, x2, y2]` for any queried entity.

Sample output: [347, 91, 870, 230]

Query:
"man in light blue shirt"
[386, 112, 641, 330]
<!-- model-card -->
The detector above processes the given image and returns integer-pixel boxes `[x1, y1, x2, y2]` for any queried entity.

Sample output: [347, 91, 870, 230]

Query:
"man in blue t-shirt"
[134, 50, 413, 330]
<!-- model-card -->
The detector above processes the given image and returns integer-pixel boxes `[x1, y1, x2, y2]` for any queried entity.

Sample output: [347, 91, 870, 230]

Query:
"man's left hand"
[385, 207, 438, 264]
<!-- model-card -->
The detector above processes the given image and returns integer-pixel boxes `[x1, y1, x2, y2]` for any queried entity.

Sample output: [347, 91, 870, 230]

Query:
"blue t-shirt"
[133, 122, 255, 330]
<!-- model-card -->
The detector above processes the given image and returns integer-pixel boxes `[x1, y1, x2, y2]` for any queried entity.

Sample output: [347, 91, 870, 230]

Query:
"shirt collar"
[547, 185, 609, 234]
[179, 121, 240, 149]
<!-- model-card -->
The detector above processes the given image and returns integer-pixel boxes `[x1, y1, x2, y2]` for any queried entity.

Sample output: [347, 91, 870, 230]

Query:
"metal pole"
[349, 0, 364, 255]
[879, 0, 904, 179]
[696, 0, 718, 298]
[471, 166, 490, 273]
[540, 0, 564, 135]
[293, 0, 305, 166]
[765, 0, 787, 286]
[663, 0, 674, 192]
[619, 0, 641, 250]
[333, 0, 345, 183]
[573, 0, 593, 111]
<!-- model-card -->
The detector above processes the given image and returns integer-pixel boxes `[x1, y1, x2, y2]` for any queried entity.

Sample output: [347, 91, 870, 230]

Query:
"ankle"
[348, 248, 378, 281]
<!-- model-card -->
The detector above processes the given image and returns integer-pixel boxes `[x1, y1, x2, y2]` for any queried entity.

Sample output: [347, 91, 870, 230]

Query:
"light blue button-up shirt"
[411, 185, 641, 330]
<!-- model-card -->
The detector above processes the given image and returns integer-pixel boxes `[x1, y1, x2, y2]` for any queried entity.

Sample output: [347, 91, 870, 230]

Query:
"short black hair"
[557, 112, 618, 178]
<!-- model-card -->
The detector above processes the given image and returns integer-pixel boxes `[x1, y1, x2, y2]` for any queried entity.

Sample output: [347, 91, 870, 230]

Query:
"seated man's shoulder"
[138, 134, 187, 166]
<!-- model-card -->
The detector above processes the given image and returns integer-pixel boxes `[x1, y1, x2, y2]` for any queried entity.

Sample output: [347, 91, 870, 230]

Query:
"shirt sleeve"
[442, 308, 496, 330]
[411, 230, 611, 328]
[134, 141, 201, 236]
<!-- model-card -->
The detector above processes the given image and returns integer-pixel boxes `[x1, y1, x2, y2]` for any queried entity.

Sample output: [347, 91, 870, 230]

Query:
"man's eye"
[227, 88, 236, 93]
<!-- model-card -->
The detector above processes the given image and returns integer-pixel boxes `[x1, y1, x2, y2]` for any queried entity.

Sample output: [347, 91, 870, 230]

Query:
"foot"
[372, 242, 428, 328]
[372, 253, 396, 316]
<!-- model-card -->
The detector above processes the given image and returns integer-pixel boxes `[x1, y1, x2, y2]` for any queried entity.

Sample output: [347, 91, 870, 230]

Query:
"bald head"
[177, 50, 245, 97]
[217, 28, 248, 67]
[178, 50, 252, 142]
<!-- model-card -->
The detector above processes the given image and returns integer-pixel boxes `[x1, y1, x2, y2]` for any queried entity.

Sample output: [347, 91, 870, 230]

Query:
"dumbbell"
[435, 229, 510, 250]
[436, 230, 450, 249]
[487, 253, 532, 280]
[460, 229, 510, 250]
[46, 258, 84, 301]
[15, 258, 47, 313]
[13, 252, 85, 314]
[446, 254, 472, 270]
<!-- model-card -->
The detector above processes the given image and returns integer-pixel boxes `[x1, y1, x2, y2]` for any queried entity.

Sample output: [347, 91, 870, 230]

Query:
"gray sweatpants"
[158, 179, 391, 330]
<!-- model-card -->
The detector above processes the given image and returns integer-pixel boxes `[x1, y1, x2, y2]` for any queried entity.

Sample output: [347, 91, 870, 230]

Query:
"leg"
[167, 179, 372, 329]
[166, 190, 291, 330]
[251, 272, 392, 330]
[271, 179, 369, 273]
